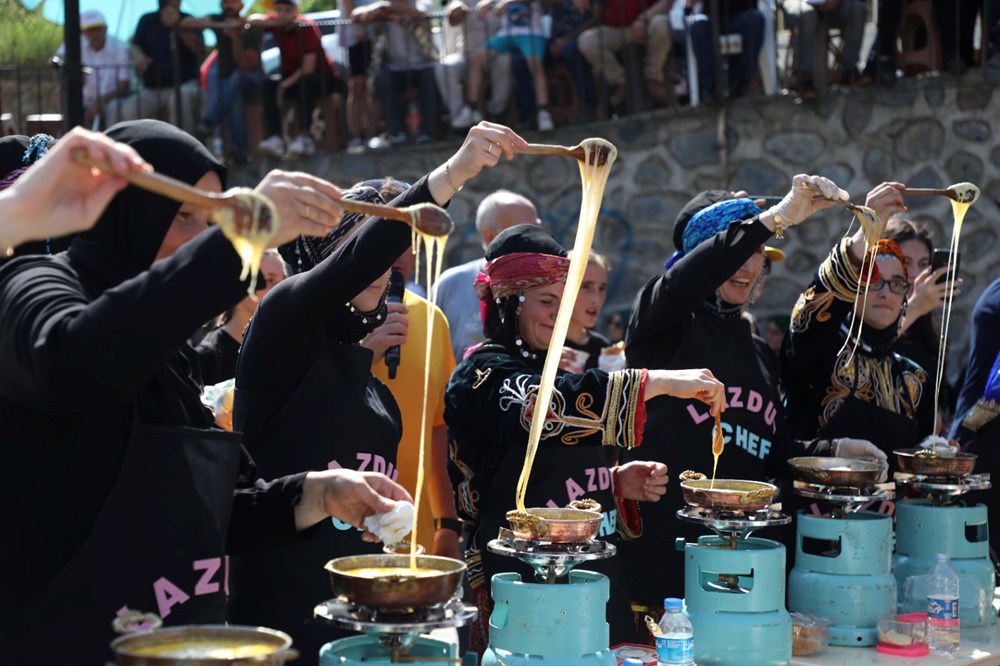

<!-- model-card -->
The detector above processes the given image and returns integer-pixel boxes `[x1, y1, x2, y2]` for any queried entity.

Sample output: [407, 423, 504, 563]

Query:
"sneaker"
[346, 136, 365, 153]
[367, 132, 393, 151]
[450, 105, 483, 129]
[287, 135, 315, 156]
[257, 134, 285, 157]
[537, 109, 554, 132]
[391, 132, 409, 144]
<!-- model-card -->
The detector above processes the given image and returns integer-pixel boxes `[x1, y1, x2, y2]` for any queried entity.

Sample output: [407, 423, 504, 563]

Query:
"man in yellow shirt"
[361, 179, 461, 558]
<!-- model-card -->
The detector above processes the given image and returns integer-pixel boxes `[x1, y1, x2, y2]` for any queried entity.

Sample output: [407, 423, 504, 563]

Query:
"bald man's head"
[475, 190, 540, 250]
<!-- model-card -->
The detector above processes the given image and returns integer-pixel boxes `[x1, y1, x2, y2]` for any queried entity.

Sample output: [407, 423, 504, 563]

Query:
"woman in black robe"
[445, 224, 728, 654]
[0, 120, 409, 666]
[229, 122, 529, 662]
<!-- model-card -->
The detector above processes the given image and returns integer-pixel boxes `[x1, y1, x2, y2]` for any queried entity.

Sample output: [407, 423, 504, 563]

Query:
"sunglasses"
[870, 277, 910, 295]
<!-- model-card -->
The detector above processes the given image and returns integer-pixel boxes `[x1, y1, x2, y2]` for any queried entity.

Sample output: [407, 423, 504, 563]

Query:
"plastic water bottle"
[927, 553, 960, 655]
[657, 598, 695, 665]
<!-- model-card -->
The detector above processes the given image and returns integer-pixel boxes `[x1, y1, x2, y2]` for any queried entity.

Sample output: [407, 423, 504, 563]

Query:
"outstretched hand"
[615, 461, 669, 502]
[255, 169, 343, 247]
[765, 174, 849, 229]
[296, 468, 414, 534]
[448, 121, 528, 185]
[647, 368, 726, 416]
[2, 126, 150, 250]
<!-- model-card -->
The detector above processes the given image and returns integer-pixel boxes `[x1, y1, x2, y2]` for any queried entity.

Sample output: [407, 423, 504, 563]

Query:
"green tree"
[0, 0, 63, 65]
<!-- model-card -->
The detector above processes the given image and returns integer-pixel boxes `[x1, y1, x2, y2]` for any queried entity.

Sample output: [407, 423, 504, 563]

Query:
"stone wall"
[233, 75, 999, 381]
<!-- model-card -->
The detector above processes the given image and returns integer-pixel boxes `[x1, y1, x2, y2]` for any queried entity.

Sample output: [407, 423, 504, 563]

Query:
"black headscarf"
[278, 185, 393, 343]
[66, 119, 226, 296]
[482, 224, 568, 359]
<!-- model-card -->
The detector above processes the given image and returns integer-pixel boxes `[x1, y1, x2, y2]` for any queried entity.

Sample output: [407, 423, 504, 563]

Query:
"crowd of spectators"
[27, 0, 1000, 159]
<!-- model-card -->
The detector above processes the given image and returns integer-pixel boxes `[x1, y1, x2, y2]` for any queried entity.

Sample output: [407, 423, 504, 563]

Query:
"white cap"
[80, 10, 106, 30]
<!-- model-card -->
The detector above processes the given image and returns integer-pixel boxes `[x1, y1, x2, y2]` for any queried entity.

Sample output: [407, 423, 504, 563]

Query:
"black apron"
[0, 421, 241, 666]
[230, 339, 402, 665]
[476, 441, 637, 646]
[620, 313, 786, 606]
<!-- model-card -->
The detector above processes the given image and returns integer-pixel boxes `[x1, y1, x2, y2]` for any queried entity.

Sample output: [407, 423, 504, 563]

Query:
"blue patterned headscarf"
[664, 197, 761, 270]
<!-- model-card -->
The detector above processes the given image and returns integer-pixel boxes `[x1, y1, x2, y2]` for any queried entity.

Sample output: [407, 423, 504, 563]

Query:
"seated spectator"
[453, 0, 555, 131]
[54, 10, 135, 129]
[546, 0, 599, 115]
[249, 0, 345, 157]
[354, 0, 439, 146]
[687, 0, 764, 100]
[182, 0, 264, 162]
[437, 0, 515, 130]
[578, 0, 672, 109]
[127, 0, 205, 132]
[195, 249, 286, 385]
[781, 0, 866, 94]
[340, 0, 377, 151]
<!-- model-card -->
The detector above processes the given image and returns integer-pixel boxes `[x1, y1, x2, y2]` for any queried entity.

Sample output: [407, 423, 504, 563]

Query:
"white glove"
[918, 435, 959, 457]
[767, 174, 849, 228]
[832, 438, 888, 482]
[363, 500, 414, 545]
[598, 350, 627, 372]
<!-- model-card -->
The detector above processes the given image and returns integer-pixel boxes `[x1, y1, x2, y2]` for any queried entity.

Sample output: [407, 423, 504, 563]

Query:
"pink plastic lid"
[876, 642, 930, 657]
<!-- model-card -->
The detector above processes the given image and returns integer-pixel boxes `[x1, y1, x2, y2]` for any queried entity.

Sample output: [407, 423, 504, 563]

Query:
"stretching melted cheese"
[409, 223, 449, 570]
[932, 182, 980, 433]
[836, 204, 883, 361]
[515, 140, 618, 513]
[213, 188, 280, 298]
[710, 411, 724, 489]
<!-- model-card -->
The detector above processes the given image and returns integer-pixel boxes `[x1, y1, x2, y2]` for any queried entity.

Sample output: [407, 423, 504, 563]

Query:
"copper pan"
[506, 500, 603, 542]
[325, 554, 465, 609]
[679, 474, 777, 511]
[111, 625, 298, 665]
[788, 457, 885, 487]
[895, 448, 976, 477]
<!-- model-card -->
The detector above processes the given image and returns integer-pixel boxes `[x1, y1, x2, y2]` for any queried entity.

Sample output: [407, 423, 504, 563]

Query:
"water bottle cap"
[935, 553, 949, 562]
[664, 597, 683, 611]
[623, 660, 644, 666]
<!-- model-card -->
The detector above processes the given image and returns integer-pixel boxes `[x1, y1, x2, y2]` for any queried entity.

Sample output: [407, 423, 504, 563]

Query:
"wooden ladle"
[518, 141, 614, 166]
[904, 183, 980, 204]
[71, 150, 455, 237]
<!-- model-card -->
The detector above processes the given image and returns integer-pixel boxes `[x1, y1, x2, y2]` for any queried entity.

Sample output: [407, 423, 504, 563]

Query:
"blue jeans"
[689, 8, 764, 97]
[203, 61, 263, 151]
[374, 67, 438, 137]
[552, 33, 596, 108]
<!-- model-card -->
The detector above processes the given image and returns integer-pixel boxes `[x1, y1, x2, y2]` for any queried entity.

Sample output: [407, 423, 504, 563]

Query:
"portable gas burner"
[481, 527, 618, 666]
[674, 503, 793, 665]
[315, 596, 477, 665]
[787, 479, 897, 647]
[894, 471, 995, 629]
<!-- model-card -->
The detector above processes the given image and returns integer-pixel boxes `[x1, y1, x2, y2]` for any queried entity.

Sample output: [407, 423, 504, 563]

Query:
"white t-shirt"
[56, 36, 132, 102]
[496, 0, 545, 37]
[434, 257, 486, 361]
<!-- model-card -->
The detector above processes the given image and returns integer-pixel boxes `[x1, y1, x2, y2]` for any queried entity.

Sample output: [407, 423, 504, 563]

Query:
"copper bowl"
[325, 554, 465, 609]
[680, 478, 777, 511]
[788, 457, 885, 487]
[111, 625, 298, 665]
[895, 448, 976, 477]
[506, 506, 603, 542]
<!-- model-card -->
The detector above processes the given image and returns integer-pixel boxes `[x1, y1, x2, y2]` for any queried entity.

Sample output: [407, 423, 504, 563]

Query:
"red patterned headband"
[874, 238, 908, 281]
[473, 252, 570, 302]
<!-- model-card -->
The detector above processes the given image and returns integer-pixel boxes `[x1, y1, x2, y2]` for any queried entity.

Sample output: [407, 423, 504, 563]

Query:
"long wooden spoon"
[904, 183, 980, 204]
[518, 141, 613, 166]
[72, 150, 454, 237]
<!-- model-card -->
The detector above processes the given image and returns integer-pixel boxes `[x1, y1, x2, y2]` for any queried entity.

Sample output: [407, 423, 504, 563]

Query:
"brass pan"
[895, 448, 976, 477]
[507, 500, 603, 542]
[679, 474, 777, 511]
[787, 457, 885, 487]
[325, 554, 466, 609]
[111, 625, 298, 665]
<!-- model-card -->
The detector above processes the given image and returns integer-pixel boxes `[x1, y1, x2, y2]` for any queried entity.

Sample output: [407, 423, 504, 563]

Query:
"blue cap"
[664, 597, 683, 611]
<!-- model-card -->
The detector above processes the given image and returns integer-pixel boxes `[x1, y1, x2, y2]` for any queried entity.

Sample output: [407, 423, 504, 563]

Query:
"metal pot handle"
[111, 611, 163, 635]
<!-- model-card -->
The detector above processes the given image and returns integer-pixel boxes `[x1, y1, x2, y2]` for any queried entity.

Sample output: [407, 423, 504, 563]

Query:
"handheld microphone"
[385, 269, 405, 379]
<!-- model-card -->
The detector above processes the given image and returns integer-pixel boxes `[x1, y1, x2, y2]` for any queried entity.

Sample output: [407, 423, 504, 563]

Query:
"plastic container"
[611, 643, 658, 666]
[790, 612, 831, 656]
[877, 613, 929, 656]
[656, 598, 694, 665]
[927, 553, 960, 655]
